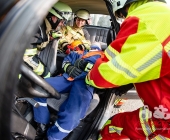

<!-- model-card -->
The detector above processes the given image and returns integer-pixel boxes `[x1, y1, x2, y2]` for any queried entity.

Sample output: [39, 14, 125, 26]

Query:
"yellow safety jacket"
[86, 1, 170, 88]
[59, 25, 91, 50]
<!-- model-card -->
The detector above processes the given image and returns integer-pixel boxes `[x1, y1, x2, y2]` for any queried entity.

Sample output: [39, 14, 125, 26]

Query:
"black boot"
[35, 123, 48, 140]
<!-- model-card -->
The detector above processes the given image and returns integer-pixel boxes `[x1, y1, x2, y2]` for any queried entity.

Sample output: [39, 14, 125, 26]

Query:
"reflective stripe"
[24, 48, 37, 56]
[84, 63, 93, 72]
[139, 107, 168, 139]
[139, 107, 168, 140]
[139, 107, 153, 136]
[151, 135, 169, 140]
[18, 74, 21, 79]
[111, 58, 137, 78]
[102, 120, 111, 129]
[24, 124, 29, 136]
[164, 41, 170, 57]
[63, 62, 70, 72]
[164, 44, 170, 55]
[105, 46, 118, 60]
[98, 134, 102, 140]
[109, 126, 123, 135]
[150, 120, 156, 132]
[55, 121, 72, 133]
[106, 45, 138, 79]
[44, 72, 51, 78]
[38, 102, 47, 106]
[34, 62, 44, 75]
[137, 51, 162, 72]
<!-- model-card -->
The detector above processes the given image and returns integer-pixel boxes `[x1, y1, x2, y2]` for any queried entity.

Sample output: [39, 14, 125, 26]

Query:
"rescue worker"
[59, 9, 91, 53]
[33, 42, 103, 140]
[85, 0, 170, 139]
[23, 2, 72, 77]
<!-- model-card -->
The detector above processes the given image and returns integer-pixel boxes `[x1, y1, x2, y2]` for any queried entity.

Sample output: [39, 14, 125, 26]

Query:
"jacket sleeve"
[86, 16, 163, 88]
[62, 51, 82, 66]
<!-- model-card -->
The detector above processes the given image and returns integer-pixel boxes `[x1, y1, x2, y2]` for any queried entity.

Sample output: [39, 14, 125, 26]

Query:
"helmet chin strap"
[116, 8, 128, 18]
[47, 17, 61, 29]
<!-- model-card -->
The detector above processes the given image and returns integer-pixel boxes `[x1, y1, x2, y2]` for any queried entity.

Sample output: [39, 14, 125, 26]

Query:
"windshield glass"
[89, 14, 111, 27]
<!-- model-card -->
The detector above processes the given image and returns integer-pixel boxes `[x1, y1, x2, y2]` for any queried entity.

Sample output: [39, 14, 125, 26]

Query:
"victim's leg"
[47, 79, 93, 140]
[33, 76, 72, 124]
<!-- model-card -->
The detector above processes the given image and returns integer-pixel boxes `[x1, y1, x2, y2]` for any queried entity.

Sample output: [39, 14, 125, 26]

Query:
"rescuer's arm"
[86, 17, 162, 88]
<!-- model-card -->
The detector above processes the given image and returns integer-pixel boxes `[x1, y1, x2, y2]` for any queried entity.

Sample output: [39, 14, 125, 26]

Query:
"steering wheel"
[19, 63, 60, 99]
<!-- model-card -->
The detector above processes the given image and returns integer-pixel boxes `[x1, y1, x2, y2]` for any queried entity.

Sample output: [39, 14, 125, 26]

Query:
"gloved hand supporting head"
[90, 42, 101, 50]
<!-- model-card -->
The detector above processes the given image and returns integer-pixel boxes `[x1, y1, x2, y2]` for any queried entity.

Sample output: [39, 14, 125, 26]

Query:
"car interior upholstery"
[84, 25, 116, 50]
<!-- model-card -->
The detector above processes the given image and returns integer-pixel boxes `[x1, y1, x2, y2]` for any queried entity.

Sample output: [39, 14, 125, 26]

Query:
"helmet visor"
[61, 12, 72, 21]
[51, 7, 72, 21]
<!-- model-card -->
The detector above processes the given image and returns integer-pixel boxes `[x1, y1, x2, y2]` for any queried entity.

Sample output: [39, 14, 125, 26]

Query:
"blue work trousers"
[33, 75, 93, 140]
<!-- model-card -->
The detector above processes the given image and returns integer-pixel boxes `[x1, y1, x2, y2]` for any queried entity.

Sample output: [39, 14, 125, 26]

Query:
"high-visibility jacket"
[91, 1, 170, 139]
[85, 1, 170, 89]
[59, 24, 91, 51]
[23, 18, 51, 77]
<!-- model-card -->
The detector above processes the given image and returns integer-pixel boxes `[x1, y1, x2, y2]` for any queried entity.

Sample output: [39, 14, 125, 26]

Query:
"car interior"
[0, 0, 137, 140]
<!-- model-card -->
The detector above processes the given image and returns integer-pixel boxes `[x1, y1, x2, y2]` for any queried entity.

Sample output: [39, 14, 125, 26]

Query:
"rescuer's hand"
[63, 62, 82, 78]
[74, 59, 94, 72]
[50, 30, 62, 39]
[74, 59, 88, 70]
[112, 84, 134, 96]
[66, 65, 82, 78]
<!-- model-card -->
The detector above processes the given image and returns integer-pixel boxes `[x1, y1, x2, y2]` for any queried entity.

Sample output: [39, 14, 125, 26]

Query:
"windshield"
[89, 14, 111, 27]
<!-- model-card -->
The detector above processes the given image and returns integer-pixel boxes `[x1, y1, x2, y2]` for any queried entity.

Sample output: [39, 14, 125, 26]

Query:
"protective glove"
[74, 59, 88, 70]
[24, 55, 40, 70]
[74, 59, 93, 72]
[50, 30, 62, 39]
[112, 83, 134, 96]
[63, 62, 82, 78]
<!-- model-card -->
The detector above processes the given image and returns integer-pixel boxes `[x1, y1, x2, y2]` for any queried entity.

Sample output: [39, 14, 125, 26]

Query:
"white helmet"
[49, 2, 72, 21]
[107, 0, 139, 13]
[75, 9, 90, 20]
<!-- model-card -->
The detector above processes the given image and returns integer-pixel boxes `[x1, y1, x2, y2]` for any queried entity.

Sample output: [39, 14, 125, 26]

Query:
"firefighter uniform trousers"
[33, 75, 93, 140]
